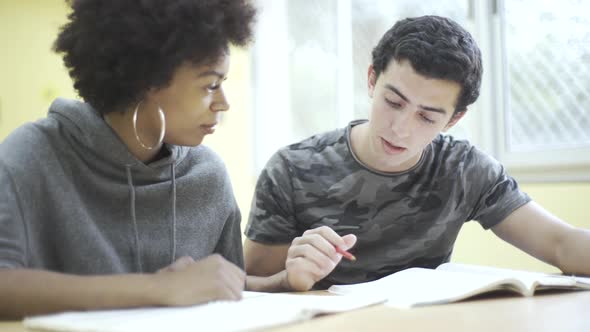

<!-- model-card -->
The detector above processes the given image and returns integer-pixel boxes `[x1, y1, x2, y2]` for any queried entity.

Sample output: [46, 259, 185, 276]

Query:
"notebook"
[23, 291, 385, 332]
[328, 263, 590, 308]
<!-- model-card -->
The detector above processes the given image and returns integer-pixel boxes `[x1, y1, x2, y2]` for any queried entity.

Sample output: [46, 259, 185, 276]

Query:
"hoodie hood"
[47, 97, 188, 271]
[48, 97, 189, 173]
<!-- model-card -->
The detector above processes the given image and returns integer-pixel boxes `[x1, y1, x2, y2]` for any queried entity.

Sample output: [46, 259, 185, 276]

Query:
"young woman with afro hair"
[0, 0, 257, 318]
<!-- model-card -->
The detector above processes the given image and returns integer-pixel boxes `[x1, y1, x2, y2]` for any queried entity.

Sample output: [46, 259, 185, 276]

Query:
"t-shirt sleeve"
[465, 147, 531, 229]
[0, 162, 27, 268]
[245, 150, 300, 244]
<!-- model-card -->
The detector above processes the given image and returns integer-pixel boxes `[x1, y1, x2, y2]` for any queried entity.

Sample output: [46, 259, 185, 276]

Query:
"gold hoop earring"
[132, 101, 166, 150]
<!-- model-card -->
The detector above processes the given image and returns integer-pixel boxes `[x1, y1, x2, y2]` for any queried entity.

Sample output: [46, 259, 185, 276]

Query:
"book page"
[23, 292, 384, 332]
[328, 267, 528, 308]
[438, 263, 590, 292]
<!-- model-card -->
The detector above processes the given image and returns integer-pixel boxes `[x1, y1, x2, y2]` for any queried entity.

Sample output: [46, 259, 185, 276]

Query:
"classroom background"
[1, 0, 588, 273]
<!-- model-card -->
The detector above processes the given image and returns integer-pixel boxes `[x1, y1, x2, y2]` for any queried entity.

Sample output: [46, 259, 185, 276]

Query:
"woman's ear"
[443, 111, 466, 132]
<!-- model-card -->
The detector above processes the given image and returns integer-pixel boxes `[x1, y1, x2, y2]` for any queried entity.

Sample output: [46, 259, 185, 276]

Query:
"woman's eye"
[207, 84, 220, 92]
[206, 77, 226, 92]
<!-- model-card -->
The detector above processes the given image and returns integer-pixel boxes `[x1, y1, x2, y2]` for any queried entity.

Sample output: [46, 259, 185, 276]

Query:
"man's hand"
[284, 226, 356, 291]
[154, 254, 245, 306]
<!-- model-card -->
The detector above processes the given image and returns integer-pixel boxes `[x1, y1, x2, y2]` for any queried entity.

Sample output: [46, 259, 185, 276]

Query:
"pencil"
[335, 246, 356, 261]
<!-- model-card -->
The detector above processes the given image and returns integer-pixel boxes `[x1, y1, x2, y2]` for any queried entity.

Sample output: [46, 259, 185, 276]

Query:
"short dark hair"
[54, 0, 257, 115]
[371, 15, 482, 114]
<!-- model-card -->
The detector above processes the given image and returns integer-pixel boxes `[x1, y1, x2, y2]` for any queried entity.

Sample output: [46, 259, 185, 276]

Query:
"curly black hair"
[54, 0, 257, 115]
[372, 15, 482, 114]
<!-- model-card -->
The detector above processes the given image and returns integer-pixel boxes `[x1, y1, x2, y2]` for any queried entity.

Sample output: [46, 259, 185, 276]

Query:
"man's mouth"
[380, 137, 406, 154]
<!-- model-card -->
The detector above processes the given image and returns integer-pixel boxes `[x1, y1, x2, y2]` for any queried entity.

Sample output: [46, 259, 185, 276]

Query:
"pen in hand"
[335, 246, 356, 261]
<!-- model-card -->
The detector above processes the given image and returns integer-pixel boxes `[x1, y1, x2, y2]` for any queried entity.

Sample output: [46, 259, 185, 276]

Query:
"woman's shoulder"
[182, 144, 225, 165]
[1, 118, 63, 163]
[180, 144, 230, 179]
[0, 118, 66, 186]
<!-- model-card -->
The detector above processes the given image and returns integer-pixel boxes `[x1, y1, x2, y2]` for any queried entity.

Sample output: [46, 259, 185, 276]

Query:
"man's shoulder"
[432, 133, 473, 151]
[283, 127, 347, 155]
[270, 126, 349, 170]
[260, 126, 351, 183]
[430, 133, 491, 165]
[428, 134, 511, 193]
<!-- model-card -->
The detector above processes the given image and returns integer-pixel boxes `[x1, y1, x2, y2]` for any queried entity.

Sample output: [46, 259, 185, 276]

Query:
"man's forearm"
[0, 269, 163, 319]
[557, 227, 590, 276]
[246, 270, 291, 292]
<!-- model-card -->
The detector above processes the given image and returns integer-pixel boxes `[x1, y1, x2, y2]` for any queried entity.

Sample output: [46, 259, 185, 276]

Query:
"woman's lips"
[200, 123, 217, 135]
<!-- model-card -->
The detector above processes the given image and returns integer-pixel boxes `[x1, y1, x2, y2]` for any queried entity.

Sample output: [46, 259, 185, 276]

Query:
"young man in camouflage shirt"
[244, 15, 590, 292]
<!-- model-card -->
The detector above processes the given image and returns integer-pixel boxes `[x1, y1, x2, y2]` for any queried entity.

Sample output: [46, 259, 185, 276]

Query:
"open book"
[23, 291, 385, 332]
[328, 263, 590, 309]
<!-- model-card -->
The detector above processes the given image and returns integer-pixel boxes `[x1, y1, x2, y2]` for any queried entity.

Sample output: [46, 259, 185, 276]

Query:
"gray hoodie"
[0, 98, 243, 274]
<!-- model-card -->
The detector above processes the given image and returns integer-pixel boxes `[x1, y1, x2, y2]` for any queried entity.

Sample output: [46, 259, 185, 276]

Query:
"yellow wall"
[1, 1, 588, 274]
[0, 0, 77, 137]
[453, 183, 590, 273]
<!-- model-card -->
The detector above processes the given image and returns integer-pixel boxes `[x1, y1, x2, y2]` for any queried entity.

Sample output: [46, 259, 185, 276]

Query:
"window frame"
[484, 0, 590, 182]
[251, 0, 590, 182]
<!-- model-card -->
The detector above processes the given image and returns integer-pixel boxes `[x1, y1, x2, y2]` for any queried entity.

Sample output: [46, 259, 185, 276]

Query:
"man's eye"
[385, 98, 402, 109]
[419, 113, 435, 124]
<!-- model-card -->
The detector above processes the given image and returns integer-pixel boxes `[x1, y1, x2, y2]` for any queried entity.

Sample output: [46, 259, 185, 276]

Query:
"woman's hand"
[154, 254, 245, 306]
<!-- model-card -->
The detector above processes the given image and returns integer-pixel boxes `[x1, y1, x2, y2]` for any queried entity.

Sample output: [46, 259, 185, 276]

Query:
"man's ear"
[443, 111, 466, 132]
[367, 65, 377, 98]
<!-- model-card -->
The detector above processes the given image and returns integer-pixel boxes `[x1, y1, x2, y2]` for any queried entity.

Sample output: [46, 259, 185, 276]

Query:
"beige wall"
[1, 1, 588, 274]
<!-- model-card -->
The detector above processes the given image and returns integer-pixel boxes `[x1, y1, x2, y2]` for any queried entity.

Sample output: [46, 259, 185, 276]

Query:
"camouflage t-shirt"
[245, 120, 531, 288]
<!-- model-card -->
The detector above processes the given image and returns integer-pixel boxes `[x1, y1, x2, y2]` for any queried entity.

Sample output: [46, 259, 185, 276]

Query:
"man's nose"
[390, 110, 411, 138]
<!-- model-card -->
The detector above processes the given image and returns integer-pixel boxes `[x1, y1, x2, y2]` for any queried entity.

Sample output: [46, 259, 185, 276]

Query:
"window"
[251, 0, 590, 181]
[493, 0, 590, 181]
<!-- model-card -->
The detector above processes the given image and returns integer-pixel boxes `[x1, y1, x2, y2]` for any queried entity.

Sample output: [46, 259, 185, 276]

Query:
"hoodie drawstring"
[125, 164, 178, 273]
[170, 163, 177, 263]
[126, 165, 143, 273]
